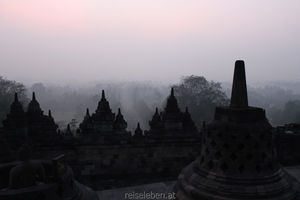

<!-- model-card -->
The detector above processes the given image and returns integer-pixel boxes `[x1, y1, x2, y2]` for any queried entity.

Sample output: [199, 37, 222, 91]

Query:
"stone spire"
[175, 60, 300, 200]
[183, 106, 197, 133]
[83, 108, 90, 121]
[171, 87, 174, 96]
[84, 108, 91, 121]
[86, 108, 90, 117]
[32, 92, 36, 101]
[149, 107, 163, 131]
[101, 90, 105, 100]
[2, 92, 27, 129]
[182, 107, 191, 121]
[114, 108, 127, 131]
[96, 90, 113, 114]
[81, 90, 115, 132]
[10, 93, 24, 114]
[79, 108, 92, 133]
[134, 122, 143, 137]
[47, 109, 58, 129]
[230, 60, 248, 108]
[152, 108, 161, 122]
[48, 109, 54, 122]
[164, 88, 180, 113]
[161, 88, 183, 131]
[48, 110, 52, 118]
[27, 92, 42, 114]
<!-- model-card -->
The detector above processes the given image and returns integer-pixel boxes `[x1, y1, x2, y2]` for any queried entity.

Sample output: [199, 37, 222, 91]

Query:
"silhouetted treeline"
[223, 83, 300, 126]
[0, 76, 28, 125]
[1, 76, 300, 130]
[172, 75, 229, 127]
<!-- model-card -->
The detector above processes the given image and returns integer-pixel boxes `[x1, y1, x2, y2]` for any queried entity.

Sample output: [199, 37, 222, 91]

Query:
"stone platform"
[95, 166, 300, 200]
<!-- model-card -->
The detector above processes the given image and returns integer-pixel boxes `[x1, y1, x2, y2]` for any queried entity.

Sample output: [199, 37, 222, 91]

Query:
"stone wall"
[34, 136, 201, 190]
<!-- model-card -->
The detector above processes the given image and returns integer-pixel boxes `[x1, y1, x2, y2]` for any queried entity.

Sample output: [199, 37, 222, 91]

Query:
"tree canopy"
[269, 100, 300, 125]
[0, 76, 27, 126]
[172, 75, 229, 128]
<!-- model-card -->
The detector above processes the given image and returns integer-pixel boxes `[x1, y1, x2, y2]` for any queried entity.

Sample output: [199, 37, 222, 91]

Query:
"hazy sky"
[0, 0, 299, 84]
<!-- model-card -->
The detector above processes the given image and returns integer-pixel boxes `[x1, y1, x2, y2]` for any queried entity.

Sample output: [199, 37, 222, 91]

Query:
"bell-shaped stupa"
[175, 60, 300, 200]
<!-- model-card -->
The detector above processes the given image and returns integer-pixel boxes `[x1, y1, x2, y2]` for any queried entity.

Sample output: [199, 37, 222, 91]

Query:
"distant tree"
[172, 75, 229, 128]
[281, 100, 300, 124]
[259, 99, 300, 126]
[0, 76, 28, 126]
[31, 83, 46, 94]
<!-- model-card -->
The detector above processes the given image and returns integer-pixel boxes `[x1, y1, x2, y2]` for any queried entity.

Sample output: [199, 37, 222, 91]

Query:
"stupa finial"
[230, 60, 248, 107]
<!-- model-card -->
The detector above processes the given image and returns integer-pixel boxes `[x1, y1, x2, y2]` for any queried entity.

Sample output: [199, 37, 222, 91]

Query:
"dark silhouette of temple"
[2, 92, 59, 148]
[76, 88, 198, 146]
[133, 122, 143, 137]
[0, 86, 201, 190]
[1, 92, 99, 200]
[71, 88, 201, 187]
[79, 90, 130, 137]
[2, 93, 27, 131]
[146, 88, 198, 137]
[1, 61, 300, 198]
[175, 60, 300, 200]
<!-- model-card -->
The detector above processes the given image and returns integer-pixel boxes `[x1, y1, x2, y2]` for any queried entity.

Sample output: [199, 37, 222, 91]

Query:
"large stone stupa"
[174, 60, 300, 200]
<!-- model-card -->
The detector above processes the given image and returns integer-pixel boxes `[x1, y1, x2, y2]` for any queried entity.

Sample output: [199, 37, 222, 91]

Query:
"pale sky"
[0, 0, 299, 84]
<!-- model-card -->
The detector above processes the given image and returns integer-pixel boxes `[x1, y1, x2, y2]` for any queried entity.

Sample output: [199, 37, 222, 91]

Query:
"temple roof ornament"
[114, 108, 127, 131]
[27, 92, 43, 115]
[79, 90, 130, 135]
[230, 60, 248, 108]
[10, 93, 25, 115]
[2, 93, 27, 129]
[95, 90, 114, 116]
[148, 88, 198, 135]
[164, 87, 180, 114]
[134, 122, 143, 137]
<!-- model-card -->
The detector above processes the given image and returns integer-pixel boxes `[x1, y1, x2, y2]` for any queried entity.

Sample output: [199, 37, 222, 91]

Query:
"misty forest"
[1, 75, 300, 132]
